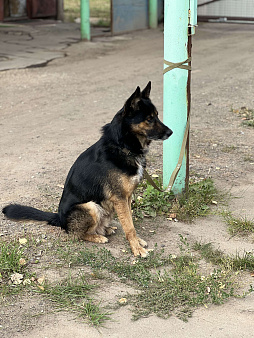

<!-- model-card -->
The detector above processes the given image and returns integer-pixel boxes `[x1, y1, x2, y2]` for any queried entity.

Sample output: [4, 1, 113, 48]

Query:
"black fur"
[2, 82, 172, 243]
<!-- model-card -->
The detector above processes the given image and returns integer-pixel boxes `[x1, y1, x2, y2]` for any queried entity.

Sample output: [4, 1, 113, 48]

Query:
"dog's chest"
[131, 162, 144, 186]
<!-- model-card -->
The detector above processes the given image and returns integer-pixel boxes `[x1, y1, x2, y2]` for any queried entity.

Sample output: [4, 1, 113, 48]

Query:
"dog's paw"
[132, 245, 148, 258]
[97, 235, 109, 244]
[84, 234, 109, 244]
[137, 237, 148, 248]
[105, 226, 118, 236]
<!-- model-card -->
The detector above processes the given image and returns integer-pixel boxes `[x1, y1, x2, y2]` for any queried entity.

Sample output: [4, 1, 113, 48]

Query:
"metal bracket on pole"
[188, 0, 198, 35]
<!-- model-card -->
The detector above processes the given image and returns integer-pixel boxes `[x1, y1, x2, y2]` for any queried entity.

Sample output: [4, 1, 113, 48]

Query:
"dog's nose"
[163, 128, 173, 140]
[167, 128, 173, 138]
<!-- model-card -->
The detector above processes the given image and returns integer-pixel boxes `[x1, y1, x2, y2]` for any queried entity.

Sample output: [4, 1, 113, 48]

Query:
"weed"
[132, 176, 174, 219]
[222, 211, 254, 236]
[0, 241, 25, 278]
[132, 177, 219, 222]
[172, 178, 219, 222]
[243, 155, 254, 162]
[77, 300, 111, 326]
[0, 240, 34, 296]
[232, 107, 254, 128]
[40, 272, 111, 326]
[193, 242, 227, 267]
[194, 242, 254, 271]
[221, 145, 236, 153]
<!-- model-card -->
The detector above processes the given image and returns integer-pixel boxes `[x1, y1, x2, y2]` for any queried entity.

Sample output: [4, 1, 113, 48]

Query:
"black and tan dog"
[3, 82, 172, 257]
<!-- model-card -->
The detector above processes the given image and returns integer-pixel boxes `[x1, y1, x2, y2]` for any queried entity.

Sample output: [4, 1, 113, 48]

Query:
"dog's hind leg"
[67, 202, 108, 244]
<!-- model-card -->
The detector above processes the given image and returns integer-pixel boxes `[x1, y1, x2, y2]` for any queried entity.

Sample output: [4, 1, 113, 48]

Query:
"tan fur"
[67, 201, 115, 242]
[131, 121, 150, 136]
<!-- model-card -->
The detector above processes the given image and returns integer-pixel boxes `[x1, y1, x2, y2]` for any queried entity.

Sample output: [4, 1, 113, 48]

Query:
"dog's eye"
[147, 116, 154, 123]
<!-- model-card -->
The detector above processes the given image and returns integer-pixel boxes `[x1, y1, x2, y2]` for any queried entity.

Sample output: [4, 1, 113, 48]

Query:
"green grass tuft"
[194, 241, 254, 271]
[132, 175, 174, 219]
[40, 272, 111, 326]
[222, 211, 254, 236]
[132, 177, 219, 222]
[232, 106, 254, 128]
[0, 241, 25, 277]
[172, 178, 219, 222]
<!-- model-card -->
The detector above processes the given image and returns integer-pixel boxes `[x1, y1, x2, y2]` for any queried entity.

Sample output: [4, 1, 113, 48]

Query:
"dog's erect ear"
[124, 86, 141, 114]
[141, 81, 151, 99]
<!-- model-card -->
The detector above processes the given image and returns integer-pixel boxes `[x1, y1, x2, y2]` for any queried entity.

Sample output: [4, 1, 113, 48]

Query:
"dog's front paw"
[137, 237, 148, 248]
[132, 245, 148, 258]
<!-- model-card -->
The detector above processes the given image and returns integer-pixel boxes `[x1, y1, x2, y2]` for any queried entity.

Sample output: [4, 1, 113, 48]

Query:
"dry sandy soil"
[0, 23, 254, 337]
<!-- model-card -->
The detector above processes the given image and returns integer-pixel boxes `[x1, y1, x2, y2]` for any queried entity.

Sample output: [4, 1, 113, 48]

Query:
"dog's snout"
[162, 128, 173, 140]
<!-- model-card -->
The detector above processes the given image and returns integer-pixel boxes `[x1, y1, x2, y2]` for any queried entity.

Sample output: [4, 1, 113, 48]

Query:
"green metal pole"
[163, 0, 189, 193]
[80, 0, 90, 40]
[149, 0, 158, 28]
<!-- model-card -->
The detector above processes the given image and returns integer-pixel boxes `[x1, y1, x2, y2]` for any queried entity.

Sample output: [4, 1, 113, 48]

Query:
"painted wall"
[198, 0, 254, 20]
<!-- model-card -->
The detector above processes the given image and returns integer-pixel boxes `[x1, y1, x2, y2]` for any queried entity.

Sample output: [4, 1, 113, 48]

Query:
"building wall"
[198, 0, 254, 20]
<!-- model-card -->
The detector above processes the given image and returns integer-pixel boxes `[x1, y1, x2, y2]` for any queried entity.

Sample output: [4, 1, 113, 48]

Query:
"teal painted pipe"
[80, 0, 91, 40]
[149, 0, 158, 28]
[163, 0, 189, 193]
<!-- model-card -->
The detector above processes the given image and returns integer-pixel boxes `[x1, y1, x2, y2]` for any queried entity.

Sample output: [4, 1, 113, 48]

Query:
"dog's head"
[123, 82, 173, 143]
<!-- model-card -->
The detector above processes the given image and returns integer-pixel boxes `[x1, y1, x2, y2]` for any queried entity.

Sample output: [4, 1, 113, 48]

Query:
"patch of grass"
[77, 300, 111, 326]
[243, 120, 254, 127]
[243, 155, 254, 162]
[129, 235, 243, 321]
[59, 237, 248, 322]
[194, 241, 254, 271]
[222, 211, 254, 236]
[0, 241, 25, 277]
[0, 240, 30, 295]
[2, 233, 253, 325]
[40, 272, 111, 326]
[70, 245, 172, 288]
[221, 145, 236, 153]
[131, 261, 235, 321]
[64, 0, 110, 24]
[172, 178, 219, 222]
[193, 242, 225, 265]
[90, 0, 110, 18]
[232, 106, 254, 128]
[132, 177, 219, 222]
[132, 176, 174, 219]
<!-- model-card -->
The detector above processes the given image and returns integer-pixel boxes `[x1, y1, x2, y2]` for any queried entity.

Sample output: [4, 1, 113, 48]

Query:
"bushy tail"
[2, 204, 61, 227]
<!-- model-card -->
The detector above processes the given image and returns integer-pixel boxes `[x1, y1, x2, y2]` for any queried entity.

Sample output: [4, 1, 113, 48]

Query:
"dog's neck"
[136, 135, 151, 151]
[121, 146, 148, 158]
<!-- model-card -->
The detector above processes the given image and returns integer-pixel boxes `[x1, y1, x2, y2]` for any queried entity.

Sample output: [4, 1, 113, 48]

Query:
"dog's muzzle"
[162, 128, 173, 140]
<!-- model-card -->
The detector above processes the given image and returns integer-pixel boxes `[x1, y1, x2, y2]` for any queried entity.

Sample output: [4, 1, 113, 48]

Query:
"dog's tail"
[2, 204, 61, 227]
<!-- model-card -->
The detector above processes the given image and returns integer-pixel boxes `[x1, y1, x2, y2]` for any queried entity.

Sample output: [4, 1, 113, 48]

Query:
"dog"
[2, 82, 172, 257]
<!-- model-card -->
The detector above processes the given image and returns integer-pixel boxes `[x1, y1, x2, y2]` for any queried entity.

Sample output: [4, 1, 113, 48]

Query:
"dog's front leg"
[113, 198, 148, 257]
[128, 196, 148, 249]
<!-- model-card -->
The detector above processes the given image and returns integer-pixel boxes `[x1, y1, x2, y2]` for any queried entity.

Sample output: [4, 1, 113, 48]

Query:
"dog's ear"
[141, 81, 151, 99]
[124, 86, 141, 114]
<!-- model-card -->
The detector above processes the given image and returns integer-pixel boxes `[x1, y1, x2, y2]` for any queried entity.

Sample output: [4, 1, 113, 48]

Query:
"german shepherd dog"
[3, 82, 172, 257]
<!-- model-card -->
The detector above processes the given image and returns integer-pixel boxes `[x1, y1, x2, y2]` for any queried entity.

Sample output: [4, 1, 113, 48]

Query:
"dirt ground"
[1, 22, 254, 337]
